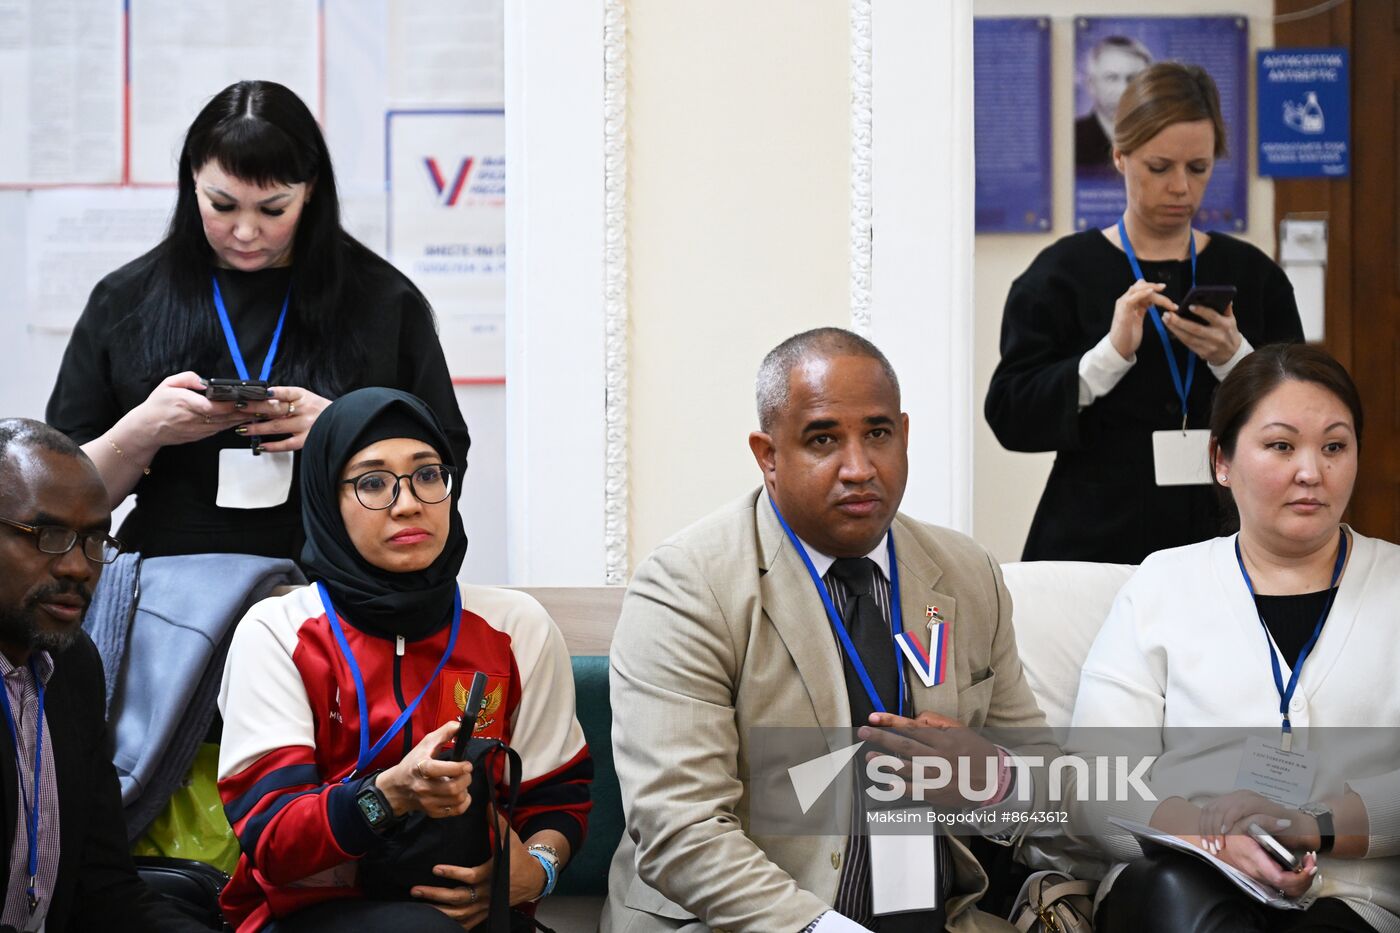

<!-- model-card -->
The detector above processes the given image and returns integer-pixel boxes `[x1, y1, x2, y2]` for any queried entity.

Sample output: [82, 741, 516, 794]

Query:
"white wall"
[867, 1, 976, 533]
[626, 0, 852, 563]
[503, 0, 606, 584]
[970, 0, 1277, 562]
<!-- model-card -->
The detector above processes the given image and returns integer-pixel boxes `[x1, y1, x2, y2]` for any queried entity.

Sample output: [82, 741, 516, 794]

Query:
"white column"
[866, 0, 976, 532]
[503, 0, 607, 583]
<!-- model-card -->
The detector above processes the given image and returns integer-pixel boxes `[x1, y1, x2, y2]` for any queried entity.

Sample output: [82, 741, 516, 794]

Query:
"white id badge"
[216, 447, 294, 509]
[868, 811, 940, 915]
[1152, 429, 1213, 486]
[1233, 736, 1317, 807]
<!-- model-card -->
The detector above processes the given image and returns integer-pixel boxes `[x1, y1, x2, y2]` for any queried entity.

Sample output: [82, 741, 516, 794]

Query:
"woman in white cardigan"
[1069, 344, 1400, 933]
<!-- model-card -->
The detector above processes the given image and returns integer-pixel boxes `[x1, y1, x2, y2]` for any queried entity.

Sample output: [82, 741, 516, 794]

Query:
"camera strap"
[472, 740, 522, 933]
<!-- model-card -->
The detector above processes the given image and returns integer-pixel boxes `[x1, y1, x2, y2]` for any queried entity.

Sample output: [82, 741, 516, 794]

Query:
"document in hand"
[1107, 817, 1306, 910]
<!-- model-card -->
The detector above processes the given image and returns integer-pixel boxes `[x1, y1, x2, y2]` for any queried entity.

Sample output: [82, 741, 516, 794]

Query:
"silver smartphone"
[1247, 822, 1301, 872]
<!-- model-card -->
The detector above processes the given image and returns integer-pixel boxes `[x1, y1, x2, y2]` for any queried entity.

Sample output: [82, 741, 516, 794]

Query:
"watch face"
[357, 790, 389, 826]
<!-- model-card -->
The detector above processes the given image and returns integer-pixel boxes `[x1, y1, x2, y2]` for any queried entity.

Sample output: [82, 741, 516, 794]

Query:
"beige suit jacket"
[601, 489, 1051, 933]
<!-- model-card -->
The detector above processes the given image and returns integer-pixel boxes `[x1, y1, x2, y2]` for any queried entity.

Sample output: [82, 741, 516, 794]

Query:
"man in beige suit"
[602, 329, 1051, 933]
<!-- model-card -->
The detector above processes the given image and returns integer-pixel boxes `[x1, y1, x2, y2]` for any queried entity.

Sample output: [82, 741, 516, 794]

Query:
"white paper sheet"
[1109, 817, 1305, 910]
[25, 188, 173, 333]
[128, 0, 321, 184]
[388, 0, 503, 107]
[0, 0, 122, 185]
[386, 111, 505, 378]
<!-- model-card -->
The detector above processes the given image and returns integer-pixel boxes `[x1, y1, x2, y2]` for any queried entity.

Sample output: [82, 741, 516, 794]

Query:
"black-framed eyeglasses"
[0, 516, 123, 564]
[341, 464, 454, 510]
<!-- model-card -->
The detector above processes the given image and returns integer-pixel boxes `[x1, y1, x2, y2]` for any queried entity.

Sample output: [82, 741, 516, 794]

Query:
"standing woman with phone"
[46, 80, 469, 559]
[217, 389, 590, 932]
[986, 63, 1302, 564]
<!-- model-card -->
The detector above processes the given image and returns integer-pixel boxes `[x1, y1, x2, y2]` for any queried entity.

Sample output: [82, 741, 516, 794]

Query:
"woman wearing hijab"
[214, 388, 590, 933]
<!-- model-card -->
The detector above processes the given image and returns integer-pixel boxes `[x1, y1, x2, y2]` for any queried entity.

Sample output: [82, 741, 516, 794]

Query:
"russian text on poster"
[974, 18, 1052, 234]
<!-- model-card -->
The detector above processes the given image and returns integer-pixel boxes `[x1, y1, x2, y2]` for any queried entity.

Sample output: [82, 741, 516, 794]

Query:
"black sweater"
[985, 230, 1303, 564]
[46, 252, 470, 560]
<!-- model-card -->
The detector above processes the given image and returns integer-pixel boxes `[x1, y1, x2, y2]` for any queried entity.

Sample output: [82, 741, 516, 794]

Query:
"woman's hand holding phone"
[1109, 280, 1178, 361]
[128, 371, 247, 449]
[1162, 286, 1243, 366]
[233, 385, 332, 453]
[377, 720, 474, 819]
[1208, 835, 1317, 897]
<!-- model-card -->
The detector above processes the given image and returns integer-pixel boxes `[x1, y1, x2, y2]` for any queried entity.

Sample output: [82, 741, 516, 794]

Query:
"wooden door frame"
[1272, 0, 1354, 372]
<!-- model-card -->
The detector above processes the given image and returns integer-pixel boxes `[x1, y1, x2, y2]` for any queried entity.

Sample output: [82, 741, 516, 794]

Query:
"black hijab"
[300, 387, 468, 640]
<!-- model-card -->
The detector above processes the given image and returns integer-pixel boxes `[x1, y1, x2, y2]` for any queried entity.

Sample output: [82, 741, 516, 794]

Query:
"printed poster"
[974, 18, 1052, 234]
[1074, 17, 1249, 232]
[386, 110, 505, 380]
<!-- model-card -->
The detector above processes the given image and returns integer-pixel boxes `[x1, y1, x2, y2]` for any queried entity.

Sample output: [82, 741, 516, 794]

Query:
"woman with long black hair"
[46, 80, 469, 559]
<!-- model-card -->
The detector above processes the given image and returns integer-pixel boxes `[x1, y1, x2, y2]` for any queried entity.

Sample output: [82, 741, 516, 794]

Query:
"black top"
[1074, 114, 1115, 173]
[46, 253, 471, 560]
[0, 633, 208, 932]
[985, 230, 1303, 564]
[300, 388, 468, 640]
[1254, 587, 1337, 671]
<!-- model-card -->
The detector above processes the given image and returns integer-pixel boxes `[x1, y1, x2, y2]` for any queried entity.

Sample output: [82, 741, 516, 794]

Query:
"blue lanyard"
[1117, 217, 1197, 427]
[1235, 528, 1347, 749]
[211, 276, 290, 382]
[317, 582, 462, 781]
[769, 500, 906, 717]
[0, 659, 45, 914]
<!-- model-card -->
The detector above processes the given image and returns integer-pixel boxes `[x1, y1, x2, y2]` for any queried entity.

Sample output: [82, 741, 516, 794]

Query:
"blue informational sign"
[1074, 17, 1249, 232]
[974, 18, 1052, 233]
[1257, 48, 1349, 178]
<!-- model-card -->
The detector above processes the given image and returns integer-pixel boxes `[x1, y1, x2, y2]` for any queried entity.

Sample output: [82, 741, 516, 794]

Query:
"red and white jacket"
[215, 583, 592, 932]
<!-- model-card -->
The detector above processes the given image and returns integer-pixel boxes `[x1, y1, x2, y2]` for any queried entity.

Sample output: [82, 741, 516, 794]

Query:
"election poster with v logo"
[386, 109, 505, 379]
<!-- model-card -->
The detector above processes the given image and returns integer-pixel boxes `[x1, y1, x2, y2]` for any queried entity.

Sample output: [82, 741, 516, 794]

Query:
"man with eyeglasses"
[0, 419, 211, 931]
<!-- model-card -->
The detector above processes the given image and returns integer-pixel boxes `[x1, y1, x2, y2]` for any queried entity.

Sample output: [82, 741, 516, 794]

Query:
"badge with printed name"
[1233, 735, 1317, 807]
[895, 624, 947, 688]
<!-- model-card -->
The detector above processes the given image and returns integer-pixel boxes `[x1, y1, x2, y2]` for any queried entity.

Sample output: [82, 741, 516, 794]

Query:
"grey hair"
[1087, 34, 1153, 70]
[755, 327, 900, 432]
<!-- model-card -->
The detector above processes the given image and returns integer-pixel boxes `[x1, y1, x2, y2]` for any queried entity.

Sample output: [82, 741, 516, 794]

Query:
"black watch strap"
[354, 770, 397, 833]
[1313, 807, 1335, 854]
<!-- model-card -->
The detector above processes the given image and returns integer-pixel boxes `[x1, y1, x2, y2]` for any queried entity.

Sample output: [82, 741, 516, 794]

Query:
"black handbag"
[359, 737, 549, 932]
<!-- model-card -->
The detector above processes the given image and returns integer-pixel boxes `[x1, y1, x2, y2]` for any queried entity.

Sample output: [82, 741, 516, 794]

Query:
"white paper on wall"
[386, 110, 505, 379]
[0, 0, 122, 185]
[25, 188, 173, 333]
[387, 0, 504, 107]
[128, 0, 321, 185]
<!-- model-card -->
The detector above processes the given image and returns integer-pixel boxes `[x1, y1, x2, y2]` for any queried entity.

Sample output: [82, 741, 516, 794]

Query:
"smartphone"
[205, 378, 271, 402]
[1247, 822, 1301, 872]
[1176, 285, 1238, 325]
[449, 671, 490, 762]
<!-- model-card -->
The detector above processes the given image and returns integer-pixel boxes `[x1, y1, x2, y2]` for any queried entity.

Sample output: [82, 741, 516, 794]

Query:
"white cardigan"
[1069, 529, 1400, 930]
